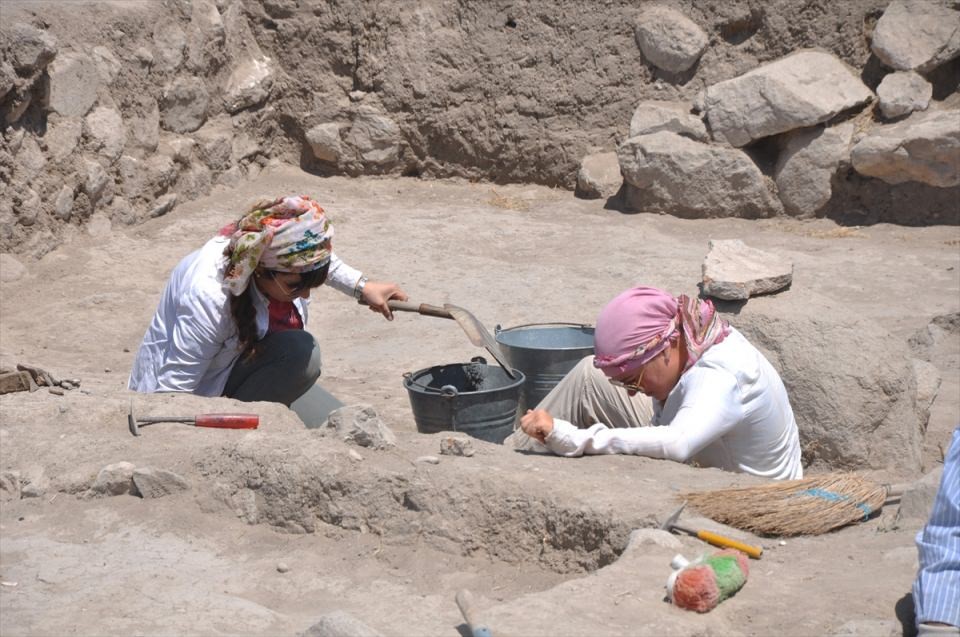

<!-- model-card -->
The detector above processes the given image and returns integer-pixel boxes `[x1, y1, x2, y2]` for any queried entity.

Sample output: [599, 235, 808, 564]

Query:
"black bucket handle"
[402, 356, 491, 397]
[402, 374, 468, 398]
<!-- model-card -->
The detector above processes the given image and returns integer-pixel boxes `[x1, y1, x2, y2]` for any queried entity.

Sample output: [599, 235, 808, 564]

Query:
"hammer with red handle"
[128, 402, 259, 436]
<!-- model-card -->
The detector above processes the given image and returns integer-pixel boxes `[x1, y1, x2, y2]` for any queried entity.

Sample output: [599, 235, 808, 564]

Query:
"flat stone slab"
[701, 239, 793, 300]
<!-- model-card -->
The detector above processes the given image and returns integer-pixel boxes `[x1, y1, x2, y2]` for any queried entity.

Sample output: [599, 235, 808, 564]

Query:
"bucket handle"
[403, 372, 460, 398]
[495, 321, 593, 334]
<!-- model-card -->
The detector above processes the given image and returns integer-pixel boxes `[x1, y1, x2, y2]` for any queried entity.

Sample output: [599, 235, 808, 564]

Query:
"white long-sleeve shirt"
[544, 328, 803, 480]
[128, 235, 362, 397]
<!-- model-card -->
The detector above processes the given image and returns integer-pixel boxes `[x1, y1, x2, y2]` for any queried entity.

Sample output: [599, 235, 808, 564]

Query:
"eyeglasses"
[608, 364, 647, 393]
[268, 271, 308, 296]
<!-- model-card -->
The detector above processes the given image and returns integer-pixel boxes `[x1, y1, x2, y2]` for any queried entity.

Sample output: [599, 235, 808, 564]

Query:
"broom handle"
[884, 483, 909, 501]
[696, 530, 764, 559]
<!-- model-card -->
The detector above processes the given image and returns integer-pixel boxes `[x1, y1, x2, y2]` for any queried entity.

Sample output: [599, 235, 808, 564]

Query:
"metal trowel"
[363, 299, 517, 378]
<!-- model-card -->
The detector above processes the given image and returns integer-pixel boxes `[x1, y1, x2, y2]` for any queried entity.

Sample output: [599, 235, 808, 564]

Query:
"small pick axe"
[660, 501, 763, 559]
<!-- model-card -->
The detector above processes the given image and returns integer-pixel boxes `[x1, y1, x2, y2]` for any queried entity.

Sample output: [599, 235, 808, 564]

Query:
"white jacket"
[128, 236, 362, 396]
[545, 328, 803, 479]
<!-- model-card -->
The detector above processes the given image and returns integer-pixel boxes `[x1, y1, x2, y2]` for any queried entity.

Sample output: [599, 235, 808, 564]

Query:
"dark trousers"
[223, 330, 343, 427]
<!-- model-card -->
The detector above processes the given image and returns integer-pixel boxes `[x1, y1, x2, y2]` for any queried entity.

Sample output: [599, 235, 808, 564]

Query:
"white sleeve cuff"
[545, 419, 592, 457]
[325, 252, 363, 295]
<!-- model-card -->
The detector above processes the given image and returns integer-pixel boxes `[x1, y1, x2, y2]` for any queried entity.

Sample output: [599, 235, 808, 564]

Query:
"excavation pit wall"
[0, 392, 709, 578]
[3, 0, 959, 260]
[195, 430, 665, 575]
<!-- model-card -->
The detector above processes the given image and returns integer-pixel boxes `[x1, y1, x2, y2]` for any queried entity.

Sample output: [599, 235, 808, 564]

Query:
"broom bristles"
[681, 473, 889, 537]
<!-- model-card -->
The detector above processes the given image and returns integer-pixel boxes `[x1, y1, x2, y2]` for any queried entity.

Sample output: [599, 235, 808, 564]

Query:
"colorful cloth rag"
[593, 286, 730, 377]
[221, 195, 334, 296]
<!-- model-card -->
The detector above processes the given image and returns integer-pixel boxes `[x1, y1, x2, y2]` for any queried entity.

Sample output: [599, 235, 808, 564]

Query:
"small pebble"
[104, 368, 111, 373]
[415, 455, 440, 464]
[439, 437, 475, 457]
[277, 562, 290, 573]
[48, 387, 64, 396]
[58, 405, 68, 414]
[779, 540, 787, 546]
[347, 449, 363, 462]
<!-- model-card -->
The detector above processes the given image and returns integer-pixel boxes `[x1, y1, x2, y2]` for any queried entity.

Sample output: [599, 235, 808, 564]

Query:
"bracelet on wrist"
[353, 276, 369, 299]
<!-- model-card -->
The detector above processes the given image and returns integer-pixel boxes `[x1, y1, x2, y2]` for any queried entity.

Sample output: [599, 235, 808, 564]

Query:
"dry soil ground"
[0, 164, 958, 636]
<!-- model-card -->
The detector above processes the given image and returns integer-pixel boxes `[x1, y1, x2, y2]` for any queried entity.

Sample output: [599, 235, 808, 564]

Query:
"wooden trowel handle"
[361, 298, 454, 319]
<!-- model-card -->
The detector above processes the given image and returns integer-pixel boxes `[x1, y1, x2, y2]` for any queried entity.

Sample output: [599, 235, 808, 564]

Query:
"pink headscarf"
[593, 286, 730, 378]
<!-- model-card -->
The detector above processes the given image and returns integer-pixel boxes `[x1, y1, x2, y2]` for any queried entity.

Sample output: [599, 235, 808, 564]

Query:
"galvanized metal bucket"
[403, 357, 525, 444]
[494, 322, 595, 411]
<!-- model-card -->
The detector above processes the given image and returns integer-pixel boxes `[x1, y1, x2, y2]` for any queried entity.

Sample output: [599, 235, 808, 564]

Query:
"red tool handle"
[194, 414, 260, 429]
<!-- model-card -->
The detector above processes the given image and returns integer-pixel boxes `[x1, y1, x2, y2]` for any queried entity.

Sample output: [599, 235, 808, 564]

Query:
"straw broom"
[680, 473, 905, 537]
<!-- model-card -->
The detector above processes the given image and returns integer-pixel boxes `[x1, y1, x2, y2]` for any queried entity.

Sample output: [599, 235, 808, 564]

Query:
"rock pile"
[607, 0, 959, 220]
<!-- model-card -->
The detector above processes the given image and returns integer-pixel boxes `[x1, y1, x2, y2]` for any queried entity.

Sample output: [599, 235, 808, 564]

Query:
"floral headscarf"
[593, 286, 731, 378]
[221, 195, 334, 296]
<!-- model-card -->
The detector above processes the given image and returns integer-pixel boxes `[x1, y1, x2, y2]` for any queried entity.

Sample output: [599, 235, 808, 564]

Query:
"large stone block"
[306, 122, 346, 163]
[153, 20, 187, 71]
[84, 106, 126, 161]
[726, 291, 924, 477]
[186, 0, 225, 72]
[633, 6, 708, 73]
[44, 115, 83, 163]
[159, 76, 209, 134]
[44, 51, 99, 117]
[575, 151, 621, 199]
[851, 109, 960, 187]
[629, 100, 707, 141]
[619, 131, 781, 218]
[5, 22, 58, 74]
[877, 71, 932, 120]
[345, 106, 402, 169]
[705, 50, 873, 147]
[223, 56, 274, 114]
[871, 0, 960, 73]
[775, 123, 854, 217]
[91, 45, 121, 85]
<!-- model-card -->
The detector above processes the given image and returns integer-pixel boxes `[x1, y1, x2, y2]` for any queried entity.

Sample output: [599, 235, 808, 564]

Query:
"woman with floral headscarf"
[128, 195, 407, 424]
[517, 286, 802, 480]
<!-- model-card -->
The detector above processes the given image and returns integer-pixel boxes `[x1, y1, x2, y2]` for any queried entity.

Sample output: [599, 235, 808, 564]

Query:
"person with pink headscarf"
[128, 195, 407, 426]
[517, 286, 802, 480]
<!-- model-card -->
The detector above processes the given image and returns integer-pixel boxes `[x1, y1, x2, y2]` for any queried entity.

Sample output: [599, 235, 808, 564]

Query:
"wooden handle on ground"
[696, 530, 764, 559]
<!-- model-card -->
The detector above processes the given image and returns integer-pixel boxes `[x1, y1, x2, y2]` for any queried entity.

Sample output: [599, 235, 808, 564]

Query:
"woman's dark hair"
[228, 262, 330, 359]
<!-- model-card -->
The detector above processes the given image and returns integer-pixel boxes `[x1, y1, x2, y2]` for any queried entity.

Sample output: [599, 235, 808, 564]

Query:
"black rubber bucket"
[403, 357, 525, 444]
[494, 322, 595, 412]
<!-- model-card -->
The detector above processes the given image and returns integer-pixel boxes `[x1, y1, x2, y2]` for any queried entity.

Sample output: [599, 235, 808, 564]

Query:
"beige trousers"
[505, 355, 654, 450]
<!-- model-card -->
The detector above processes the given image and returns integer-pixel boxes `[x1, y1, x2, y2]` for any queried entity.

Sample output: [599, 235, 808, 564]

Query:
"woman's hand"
[520, 409, 555, 444]
[360, 281, 408, 320]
